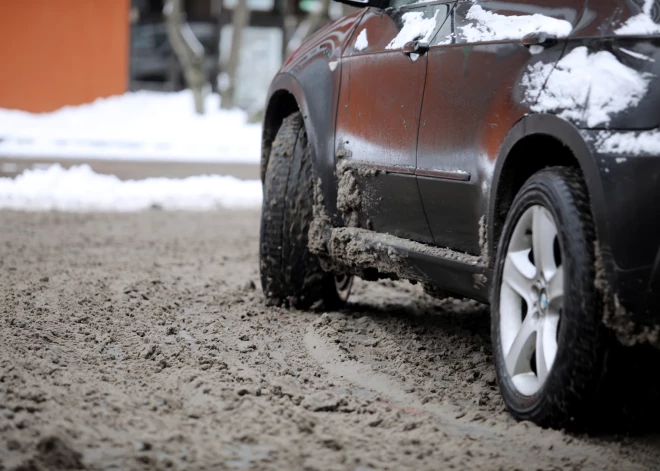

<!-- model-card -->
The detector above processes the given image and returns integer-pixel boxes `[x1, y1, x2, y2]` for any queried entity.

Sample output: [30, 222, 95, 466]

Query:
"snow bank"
[616, 0, 660, 35]
[460, 5, 572, 43]
[596, 130, 660, 156]
[386, 11, 438, 50]
[355, 29, 368, 52]
[0, 165, 262, 212]
[0, 91, 262, 163]
[524, 47, 651, 127]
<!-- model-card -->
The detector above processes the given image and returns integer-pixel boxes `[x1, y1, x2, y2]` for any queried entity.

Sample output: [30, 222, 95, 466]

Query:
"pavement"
[1, 210, 659, 471]
[0, 157, 260, 181]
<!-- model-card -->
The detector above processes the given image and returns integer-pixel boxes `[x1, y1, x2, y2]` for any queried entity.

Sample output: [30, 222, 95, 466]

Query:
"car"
[258, 0, 660, 429]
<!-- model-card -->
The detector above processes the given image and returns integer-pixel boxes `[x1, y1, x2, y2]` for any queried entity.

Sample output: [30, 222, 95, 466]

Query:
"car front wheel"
[491, 167, 608, 429]
[259, 112, 353, 309]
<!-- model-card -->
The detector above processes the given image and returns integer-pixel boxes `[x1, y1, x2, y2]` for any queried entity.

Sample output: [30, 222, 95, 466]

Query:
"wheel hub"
[539, 289, 548, 312]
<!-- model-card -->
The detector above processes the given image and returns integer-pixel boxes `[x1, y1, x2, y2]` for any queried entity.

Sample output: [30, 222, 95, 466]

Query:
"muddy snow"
[1, 210, 659, 470]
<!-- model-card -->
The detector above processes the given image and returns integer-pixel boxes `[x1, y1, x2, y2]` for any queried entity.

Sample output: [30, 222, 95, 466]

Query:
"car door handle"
[521, 32, 558, 49]
[402, 40, 430, 59]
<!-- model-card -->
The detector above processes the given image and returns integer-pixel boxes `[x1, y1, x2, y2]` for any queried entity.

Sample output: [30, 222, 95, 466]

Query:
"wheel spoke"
[537, 312, 559, 383]
[547, 266, 564, 310]
[503, 250, 535, 304]
[532, 206, 558, 280]
[505, 313, 537, 377]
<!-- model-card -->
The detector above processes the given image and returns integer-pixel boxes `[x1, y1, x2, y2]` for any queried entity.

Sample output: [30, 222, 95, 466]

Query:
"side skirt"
[323, 227, 492, 303]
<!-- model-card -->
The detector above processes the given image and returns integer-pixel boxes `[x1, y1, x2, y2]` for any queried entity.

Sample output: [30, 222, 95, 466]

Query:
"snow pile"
[596, 130, 660, 156]
[616, 0, 660, 35]
[460, 5, 573, 42]
[0, 165, 262, 212]
[0, 91, 262, 163]
[354, 29, 368, 52]
[523, 47, 651, 127]
[386, 11, 438, 50]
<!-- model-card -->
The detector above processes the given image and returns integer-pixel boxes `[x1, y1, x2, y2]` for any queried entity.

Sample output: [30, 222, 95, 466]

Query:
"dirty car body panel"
[417, 0, 587, 256]
[335, 2, 454, 244]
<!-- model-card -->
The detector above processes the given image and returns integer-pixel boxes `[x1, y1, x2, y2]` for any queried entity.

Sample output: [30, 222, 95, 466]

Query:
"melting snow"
[354, 29, 369, 52]
[386, 11, 438, 50]
[524, 47, 651, 127]
[619, 47, 655, 61]
[0, 164, 262, 212]
[616, 15, 660, 35]
[459, 5, 573, 42]
[0, 91, 261, 163]
[596, 130, 660, 156]
[616, 0, 660, 35]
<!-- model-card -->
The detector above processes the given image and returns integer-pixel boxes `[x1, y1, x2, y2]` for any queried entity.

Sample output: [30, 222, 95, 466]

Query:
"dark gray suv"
[259, 0, 660, 428]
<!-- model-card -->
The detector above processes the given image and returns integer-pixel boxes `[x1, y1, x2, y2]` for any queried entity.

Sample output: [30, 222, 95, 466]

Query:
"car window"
[454, 0, 586, 44]
[430, 3, 454, 45]
[389, 0, 426, 8]
[348, 0, 454, 53]
[387, 3, 452, 49]
[389, 0, 453, 10]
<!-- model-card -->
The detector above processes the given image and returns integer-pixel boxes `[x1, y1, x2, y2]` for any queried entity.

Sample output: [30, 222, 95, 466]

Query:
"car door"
[415, 0, 587, 254]
[335, 1, 455, 244]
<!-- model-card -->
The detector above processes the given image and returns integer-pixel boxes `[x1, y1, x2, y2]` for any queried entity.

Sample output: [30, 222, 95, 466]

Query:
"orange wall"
[0, 0, 129, 113]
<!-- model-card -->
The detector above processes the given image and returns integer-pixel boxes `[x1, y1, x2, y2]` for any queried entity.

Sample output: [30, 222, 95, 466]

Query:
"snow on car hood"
[522, 47, 652, 128]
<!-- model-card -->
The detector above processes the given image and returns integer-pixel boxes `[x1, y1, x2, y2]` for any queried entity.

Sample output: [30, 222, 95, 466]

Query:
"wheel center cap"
[539, 290, 549, 311]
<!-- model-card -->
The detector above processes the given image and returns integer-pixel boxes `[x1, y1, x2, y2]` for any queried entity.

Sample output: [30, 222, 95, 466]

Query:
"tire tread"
[491, 166, 608, 429]
[259, 112, 343, 308]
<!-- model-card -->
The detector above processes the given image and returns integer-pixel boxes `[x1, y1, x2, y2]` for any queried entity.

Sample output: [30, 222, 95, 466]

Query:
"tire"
[259, 112, 352, 309]
[491, 167, 607, 429]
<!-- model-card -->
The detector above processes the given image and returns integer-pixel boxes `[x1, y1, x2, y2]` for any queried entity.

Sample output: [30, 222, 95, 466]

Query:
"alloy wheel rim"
[499, 205, 564, 396]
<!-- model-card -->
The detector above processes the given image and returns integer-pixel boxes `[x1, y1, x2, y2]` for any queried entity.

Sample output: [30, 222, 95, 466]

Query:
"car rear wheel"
[259, 112, 353, 309]
[491, 167, 608, 429]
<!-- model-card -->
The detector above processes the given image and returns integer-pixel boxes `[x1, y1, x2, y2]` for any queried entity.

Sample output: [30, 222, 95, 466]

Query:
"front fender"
[488, 113, 610, 269]
[263, 70, 342, 225]
[263, 11, 365, 224]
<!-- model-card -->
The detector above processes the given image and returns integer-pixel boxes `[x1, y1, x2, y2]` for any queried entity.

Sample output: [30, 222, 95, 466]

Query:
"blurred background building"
[0, 0, 130, 113]
[0, 0, 350, 184]
[131, 0, 288, 110]
[0, 0, 346, 114]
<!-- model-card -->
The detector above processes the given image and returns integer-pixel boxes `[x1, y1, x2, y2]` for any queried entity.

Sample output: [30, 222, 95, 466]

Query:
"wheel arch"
[261, 84, 302, 182]
[488, 114, 610, 270]
[262, 71, 343, 223]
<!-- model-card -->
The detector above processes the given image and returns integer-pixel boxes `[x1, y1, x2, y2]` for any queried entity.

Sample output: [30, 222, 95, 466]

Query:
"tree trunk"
[220, 0, 250, 110]
[285, 0, 331, 58]
[164, 0, 207, 114]
[305, 0, 332, 39]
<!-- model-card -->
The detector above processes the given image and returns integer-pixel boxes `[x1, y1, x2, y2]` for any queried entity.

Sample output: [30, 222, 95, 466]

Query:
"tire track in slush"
[303, 325, 496, 438]
[303, 322, 660, 470]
